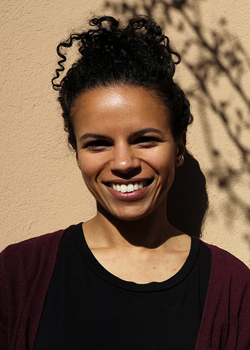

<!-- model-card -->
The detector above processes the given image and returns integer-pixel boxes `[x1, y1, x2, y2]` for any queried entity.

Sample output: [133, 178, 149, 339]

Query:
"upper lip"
[103, 179, 154, 185]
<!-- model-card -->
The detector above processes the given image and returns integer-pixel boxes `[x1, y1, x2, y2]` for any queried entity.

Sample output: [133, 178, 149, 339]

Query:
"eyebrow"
[132, 128, 164, 137]
[79, 128, 164, 143]
[79, 133, 107, 142]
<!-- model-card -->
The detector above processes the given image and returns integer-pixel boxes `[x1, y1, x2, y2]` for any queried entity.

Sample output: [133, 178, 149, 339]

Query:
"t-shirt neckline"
[72, 222, 200, 293]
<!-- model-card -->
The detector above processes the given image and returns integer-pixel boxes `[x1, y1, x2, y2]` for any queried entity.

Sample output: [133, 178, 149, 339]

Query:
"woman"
[0, 16, 250, 350]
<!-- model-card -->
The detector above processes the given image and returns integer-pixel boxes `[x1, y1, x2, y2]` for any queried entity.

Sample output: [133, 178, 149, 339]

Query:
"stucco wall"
[1, 0, 250, 266]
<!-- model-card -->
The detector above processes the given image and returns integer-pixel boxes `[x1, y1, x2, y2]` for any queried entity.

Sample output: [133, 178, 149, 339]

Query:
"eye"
[134, 136, 160, 147]
[84, 140, 111, 151]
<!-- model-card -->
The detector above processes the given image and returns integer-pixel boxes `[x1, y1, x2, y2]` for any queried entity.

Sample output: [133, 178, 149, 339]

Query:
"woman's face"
[71, 85, 185, 221]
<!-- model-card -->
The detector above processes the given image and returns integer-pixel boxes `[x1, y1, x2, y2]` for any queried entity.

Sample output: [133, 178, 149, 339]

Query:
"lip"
[104, 178, 153, 186]
[104, 178, 153, 201]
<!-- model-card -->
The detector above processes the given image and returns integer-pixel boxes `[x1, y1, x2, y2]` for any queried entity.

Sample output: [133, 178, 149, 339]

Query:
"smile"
[108, 180, 152, 193]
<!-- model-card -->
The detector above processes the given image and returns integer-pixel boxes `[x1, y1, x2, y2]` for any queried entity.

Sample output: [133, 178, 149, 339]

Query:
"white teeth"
[120, 184, 127, 193]
[111, 181, 145, 193]
[127, 184, 134, 192]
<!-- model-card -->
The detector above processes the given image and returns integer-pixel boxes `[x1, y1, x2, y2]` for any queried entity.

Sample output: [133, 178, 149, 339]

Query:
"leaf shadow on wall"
[104, 0, 250, 241]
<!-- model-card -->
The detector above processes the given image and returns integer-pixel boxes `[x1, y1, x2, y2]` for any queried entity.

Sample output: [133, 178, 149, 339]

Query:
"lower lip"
[106, 185, 150, 201]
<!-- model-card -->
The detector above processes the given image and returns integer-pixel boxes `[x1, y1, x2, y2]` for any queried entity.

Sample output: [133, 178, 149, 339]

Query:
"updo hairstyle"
[52, 16, 193, 150]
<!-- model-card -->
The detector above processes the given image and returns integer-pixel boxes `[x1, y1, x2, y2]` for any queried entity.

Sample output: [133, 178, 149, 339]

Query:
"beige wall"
[1, 0, 250, 266]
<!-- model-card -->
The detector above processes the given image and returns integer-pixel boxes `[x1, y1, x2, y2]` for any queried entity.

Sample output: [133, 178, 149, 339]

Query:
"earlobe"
[175, 155, 184, 167]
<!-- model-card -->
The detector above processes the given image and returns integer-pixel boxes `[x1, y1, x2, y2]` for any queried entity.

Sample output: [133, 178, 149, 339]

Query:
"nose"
[110, 144, 141, 174]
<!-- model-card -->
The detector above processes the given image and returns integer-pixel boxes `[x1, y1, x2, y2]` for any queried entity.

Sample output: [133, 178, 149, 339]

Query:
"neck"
[84, 202, 181, 249]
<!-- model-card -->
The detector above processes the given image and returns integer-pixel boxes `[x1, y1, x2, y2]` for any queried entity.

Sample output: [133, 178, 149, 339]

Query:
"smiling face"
[71, 85, 185, 222]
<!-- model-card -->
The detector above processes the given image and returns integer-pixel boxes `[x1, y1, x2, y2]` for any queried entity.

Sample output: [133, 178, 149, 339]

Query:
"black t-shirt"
[34, 223, 211, 349]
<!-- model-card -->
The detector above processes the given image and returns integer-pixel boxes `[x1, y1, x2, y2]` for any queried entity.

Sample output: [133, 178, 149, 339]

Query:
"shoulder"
[0, 228, 65, 279]
[0, 227, 69, 317]
[0, 228, 68, 350]
[200, 240, 250, 288]
[202, 240, 249, 271]
[1, 229, 64, 252]
[197, 241, 250, 348]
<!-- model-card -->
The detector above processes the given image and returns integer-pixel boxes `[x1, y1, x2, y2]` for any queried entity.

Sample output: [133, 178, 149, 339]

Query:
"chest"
[33, 228, 211, 349]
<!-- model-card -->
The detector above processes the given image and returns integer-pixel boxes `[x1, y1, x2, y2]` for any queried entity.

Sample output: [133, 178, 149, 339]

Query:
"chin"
[105, 206, 155, 223]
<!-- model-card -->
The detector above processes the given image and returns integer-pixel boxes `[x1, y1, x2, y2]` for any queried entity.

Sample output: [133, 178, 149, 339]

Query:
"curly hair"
[52, 16, 193, 150]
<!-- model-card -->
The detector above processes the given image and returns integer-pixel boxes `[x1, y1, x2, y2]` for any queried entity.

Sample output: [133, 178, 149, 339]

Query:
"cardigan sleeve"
[0, 229, 64, 350]
[0, 256, 8, 350]
[196, 243, 250, 349]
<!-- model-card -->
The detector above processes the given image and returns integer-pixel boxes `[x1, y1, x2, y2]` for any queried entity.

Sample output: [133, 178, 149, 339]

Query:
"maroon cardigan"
[1, 228, 250, 350]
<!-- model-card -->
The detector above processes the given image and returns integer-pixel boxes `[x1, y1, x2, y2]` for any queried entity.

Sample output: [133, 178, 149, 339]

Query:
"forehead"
[71, 85, 171, 134]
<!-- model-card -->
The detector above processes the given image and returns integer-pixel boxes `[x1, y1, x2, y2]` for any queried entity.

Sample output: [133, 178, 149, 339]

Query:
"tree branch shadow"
[104, 0, 250, 243]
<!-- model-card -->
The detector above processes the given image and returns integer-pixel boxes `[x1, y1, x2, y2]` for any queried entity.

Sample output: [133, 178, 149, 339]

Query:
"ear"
[175, 132, 186, 167]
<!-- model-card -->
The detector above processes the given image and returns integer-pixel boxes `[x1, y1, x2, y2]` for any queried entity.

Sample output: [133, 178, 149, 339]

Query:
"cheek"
[80, 165, 95, 183]
[155, 153, 176, 191]
[77, 156, 94, 179]
[78, 155, 105, 183]
[153, 150, 176, 171]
